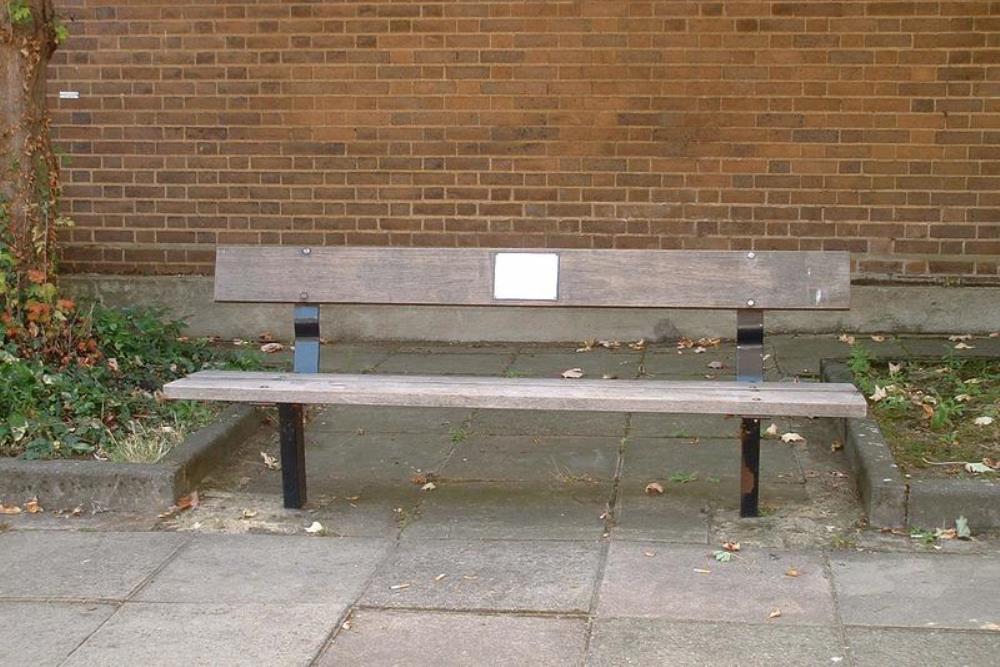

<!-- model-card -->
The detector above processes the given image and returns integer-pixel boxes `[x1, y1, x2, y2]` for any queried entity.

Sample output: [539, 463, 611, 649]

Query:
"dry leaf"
[260, 342, 285, 353]
[785, 568, 800, 577]
[305, 521, 325, 534]
[707, 361, 724, 369]
[693, 346, 706, 354]
[421, 482, 437, 491]
[948, 334, 973, 341]
[561, 367, 584, 379]
[781, 432, 805, 444]
[838, 333, 855, 345]
[888, 361, 903, 375]
[643, 551, 656, 558]
[830, 440, 843, 453]
[389, 583, 410, 590]
[644, 482, 665, 495]
[693, 568, 711, 574]
[768, 608, 782, 620]
[176, 491, 199, 512]
[232, 338, 250, 346]
[576, 340, 594, 352]
[954, 342, 975, 350]
[764, 423, 779, 437]
[0, 504, 22, 515]
[24, 497, 43, 514]
[973, 416, 994, 426]
[980, 622, 1000, 631]
[107, 357, 120, 372]
[261, 452, 281, 470]
[955, 394, 972, 402]
[964, 461, 993, 474]
[869, 385, 888, 402]
[434, 573, 447, 581]
[628, 339, 646, 351]
[721, 541, 741, 552]
[870, 334, 886, 343]
[241, 509, 258, 519]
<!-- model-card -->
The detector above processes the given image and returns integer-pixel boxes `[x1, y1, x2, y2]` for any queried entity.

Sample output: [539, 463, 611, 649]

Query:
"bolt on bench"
[163, 247, 866, 517]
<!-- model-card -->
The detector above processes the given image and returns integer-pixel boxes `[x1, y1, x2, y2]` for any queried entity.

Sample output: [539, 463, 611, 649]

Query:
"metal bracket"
[293, 304, 320, 374]
[736, 308, 764, 518]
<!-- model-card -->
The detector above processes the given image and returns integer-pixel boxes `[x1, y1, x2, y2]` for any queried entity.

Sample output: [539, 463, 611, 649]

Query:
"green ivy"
[7, 0, 31, 25]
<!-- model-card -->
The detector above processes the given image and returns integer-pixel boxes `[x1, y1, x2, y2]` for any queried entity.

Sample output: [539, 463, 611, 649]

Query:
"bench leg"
[278, 403, 307, 509]
[740, 417, 760, 518]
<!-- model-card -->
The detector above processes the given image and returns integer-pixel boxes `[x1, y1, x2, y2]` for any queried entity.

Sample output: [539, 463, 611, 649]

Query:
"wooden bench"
[163, 246, 866, 517]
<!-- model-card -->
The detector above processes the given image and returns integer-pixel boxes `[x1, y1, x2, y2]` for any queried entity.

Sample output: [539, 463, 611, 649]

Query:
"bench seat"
[164, 370, 866, 419]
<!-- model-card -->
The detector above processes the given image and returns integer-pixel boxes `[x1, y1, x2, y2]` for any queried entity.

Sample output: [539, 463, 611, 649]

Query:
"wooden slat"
[164, 371, 867, 418]
[214, 247, 850, 310]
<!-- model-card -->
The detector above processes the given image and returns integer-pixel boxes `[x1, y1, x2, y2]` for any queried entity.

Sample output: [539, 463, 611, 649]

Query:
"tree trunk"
[1, 0, 59, 284]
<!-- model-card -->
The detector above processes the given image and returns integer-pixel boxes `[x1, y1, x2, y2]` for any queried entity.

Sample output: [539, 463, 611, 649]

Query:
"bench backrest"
[214, 246, 850, 311]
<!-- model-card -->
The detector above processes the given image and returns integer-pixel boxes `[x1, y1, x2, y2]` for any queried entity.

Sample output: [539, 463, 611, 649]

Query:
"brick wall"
[49, 1, 1000, 281]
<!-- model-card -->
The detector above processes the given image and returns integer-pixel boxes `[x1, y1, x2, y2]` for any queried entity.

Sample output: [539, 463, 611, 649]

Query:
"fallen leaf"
[785, 568, 800, 577]
[830, 440, 843, 453]
[24, 497, 43, 514]
[107, 357, 120, 372]
[768, 608, 782, 620]
[948, 334, 973, 341]
[233, 338, 250, 346]
[955, 394, 972, 402]
[764, 423, 779, 437]
[561, 367, 584, 379]
[576, 340, 594, 352]
[0, 504, 22, 515]
[693, 568, 711, 574]
[955, 515, 971, 540]
[870, 335, 886, 342]
[421, 482, 437, 491]
[644, 481, 665, 495]
[888, 361, 903, 375]
[781, 432, 805, 443]
[707, 361, 724, 369]
[628, 339, 646, 351]
[176, 491, 199, 511]
[305, 521, 325, 534]
[721, 541, 741, 552]
[954, 342, 975, 350]
[389, 583, 410, 590]
[435, 573, 447, 581]
[261, 452, 281, 470]
[973, 416, 994, 426]
[980, 622, 1000, 631]
[693, 346, 706, 354]
[838, 333, 855, 345]
[241, 509, 258, 519]
[643, 550, 656, 558]
[260, 342, 285, 353]
[869, 385, 888, 402]
[935, 527, 957, 540]
[964, 461, 993, 474]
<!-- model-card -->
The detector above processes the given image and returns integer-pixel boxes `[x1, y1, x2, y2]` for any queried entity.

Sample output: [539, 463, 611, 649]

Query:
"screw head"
[746, 299, 756, 307]
[301, 247, 312, 256]
[299, 291, 309, 301]
[747, 251, 756, 259]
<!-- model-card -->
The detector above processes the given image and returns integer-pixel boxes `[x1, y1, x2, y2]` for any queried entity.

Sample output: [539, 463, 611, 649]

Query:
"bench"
[163, 246, 866, 517]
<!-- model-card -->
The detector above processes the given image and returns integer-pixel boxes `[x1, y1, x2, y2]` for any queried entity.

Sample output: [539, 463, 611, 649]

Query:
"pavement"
[1, 334, 998, 666]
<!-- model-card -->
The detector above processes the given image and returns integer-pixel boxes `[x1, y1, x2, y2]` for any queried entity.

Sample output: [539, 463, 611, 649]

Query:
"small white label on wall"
[59, 91, 80, 99]
[493, 252, 560, 301]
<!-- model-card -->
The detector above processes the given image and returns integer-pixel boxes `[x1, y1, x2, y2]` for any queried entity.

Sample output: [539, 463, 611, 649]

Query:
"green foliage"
[847, 344, 874, 394]
[53, 17, 69, 44]
[7, 0, 31, 25]
[0, 303, 261, 460]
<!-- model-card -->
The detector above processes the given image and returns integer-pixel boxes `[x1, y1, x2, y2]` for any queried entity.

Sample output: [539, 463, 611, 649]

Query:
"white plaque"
[493, 253, 559, 301]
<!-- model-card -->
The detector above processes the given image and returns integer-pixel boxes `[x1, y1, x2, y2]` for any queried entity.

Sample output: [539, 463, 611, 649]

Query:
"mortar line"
[821, 551, 857, 667]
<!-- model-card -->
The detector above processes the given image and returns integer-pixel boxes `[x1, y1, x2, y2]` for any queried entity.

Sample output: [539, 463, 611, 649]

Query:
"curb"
[822, 359, 1000, 529]
[0, 405, 262, 512]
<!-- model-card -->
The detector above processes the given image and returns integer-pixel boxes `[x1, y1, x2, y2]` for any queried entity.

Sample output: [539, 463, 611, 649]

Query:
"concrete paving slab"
[628, 413, 740, 438]
[622, 438, 804, 484]
[0, 602, 117, 666]
[471, 408, 628, 437]
[610, 491, 711, 543]
[898, 336, 1000, 358]
[319, 609, 587, 666]
[312, 405, 472, 434]
[373, 351, 513, 376]
[134, 534, 389, 603]
[65, 602, 340, 667]
[587, 618, 847, 666]
[362, 538, 603, 612]
[639, 345, 737, 378]
[0, 531, 185, 600]
[393, 342, 521, 355]
[439, 434, 620, 483]
[771, 334, 906, 377]
[597, 542, 836, 625]
[507, 350, 642, 379]
[261, 344, 393, 373]
[405, 482, 610, 540]
[830, 552, 1000, 629]
[846, 627, 1000, 666]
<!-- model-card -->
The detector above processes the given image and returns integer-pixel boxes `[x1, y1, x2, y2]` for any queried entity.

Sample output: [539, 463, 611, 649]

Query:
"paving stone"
[597, 542, 835, 625]
[134, 534, 389, 603]
[65, 602, 340, 667]
[362, 538, 602, 612]
[830, 552, 1000, 629]
[507, 350, 642, 379]
[471, 408, 628, 436]
[610, 491, 711, 543]
[897, 336, 1000, 359]
[393, 342, 520, 355]
[0, 602, 117, 666]
[261, 345, 392, 373]
[0, 532, 185, 600]
[439, 434, 620, 483]
[372, 352, 512, 376]
[312, 405, 472, 434]
[319, 609, 587, 666]
[622, 438, 804, 484]
[628, 413, 741, 438]
[771, 334, 905, 377]
[846, 627, 1000, 666]
[587, 618, 847, 666]
[405, 482, 610, 540]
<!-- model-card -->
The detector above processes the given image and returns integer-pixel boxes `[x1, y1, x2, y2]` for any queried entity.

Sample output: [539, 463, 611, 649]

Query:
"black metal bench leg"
[278, 403, 307, 509]
[740, 417, 760, 517]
